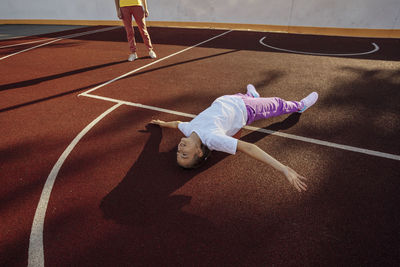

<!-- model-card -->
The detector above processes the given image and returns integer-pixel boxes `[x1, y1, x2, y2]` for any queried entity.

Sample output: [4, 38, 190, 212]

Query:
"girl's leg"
[242, 96, 304, 125]
[235, 84, 260, 98]
[246, 84, 260, 98]
[132, 6, 153, 51]
[121, 6, 137, 53]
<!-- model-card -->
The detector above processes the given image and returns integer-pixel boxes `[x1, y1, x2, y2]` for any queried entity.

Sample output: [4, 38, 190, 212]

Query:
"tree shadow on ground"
[317, 66, 400, 154]
[298, 66, 400, 266]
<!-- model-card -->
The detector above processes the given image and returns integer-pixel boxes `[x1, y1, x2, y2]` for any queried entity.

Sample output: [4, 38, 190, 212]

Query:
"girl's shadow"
[99, 113, 301, 264]
[100, 123, 224, 228]
[100, 113, 301, 228]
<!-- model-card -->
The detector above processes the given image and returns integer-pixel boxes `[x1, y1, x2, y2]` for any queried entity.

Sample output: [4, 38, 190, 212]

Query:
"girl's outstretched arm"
[237, 140, 307, 192]
[150, 119, 181, 129]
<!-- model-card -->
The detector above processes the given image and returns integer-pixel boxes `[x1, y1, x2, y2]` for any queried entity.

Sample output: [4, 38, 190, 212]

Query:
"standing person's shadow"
[99, 113, 301, 264]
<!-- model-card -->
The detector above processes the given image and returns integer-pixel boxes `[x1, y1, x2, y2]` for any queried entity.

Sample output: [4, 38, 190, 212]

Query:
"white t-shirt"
[178, 95, 247, 154]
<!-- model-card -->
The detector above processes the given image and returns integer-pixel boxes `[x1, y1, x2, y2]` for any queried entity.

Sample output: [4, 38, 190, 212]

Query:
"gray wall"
[1, 0, 400, 29]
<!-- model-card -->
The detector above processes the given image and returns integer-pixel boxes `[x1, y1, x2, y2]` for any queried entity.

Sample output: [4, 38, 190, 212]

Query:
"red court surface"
[1, 26, 400, 266]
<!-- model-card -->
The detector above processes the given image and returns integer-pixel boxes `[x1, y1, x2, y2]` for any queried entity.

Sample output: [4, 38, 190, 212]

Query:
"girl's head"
[176, 137, 210, 169]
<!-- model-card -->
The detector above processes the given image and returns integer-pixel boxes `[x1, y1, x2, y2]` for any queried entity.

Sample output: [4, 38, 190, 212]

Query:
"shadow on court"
[53, 26, 400, 61]
[0, 60, 127, 92]
[99, 114, 301, 265]
[0, 50, 238, 113]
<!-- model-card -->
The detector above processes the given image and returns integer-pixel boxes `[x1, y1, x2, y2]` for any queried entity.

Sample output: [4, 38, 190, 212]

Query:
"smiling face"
[176, 137, 202, 168]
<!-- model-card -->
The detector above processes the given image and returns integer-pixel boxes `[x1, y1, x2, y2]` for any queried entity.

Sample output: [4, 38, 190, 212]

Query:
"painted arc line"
[78, 29, 233, 96]
[28, 103, 123, 267]
[0, 26, 120, 61]
[259, 36, 380, 56]
[82, 92, 400, 161]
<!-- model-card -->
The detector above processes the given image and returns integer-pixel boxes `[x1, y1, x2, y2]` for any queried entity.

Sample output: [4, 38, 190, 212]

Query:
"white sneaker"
[149, 50, 157, 59]
[128, 53, 138, 62]
[246, 84, 260, 98]
[298, 92, 318, 113]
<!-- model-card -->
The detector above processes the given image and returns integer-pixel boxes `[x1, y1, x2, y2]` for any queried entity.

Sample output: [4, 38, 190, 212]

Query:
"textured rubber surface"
[1, 26, 399, 266]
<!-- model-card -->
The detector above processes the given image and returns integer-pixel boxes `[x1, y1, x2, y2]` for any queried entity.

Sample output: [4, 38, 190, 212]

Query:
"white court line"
[0, 37, 57, 49]
[0, 26, 120, 61]
[259, 36, 380, 56]
[0, 34, 27, 40]
[82, 93, 400, 162]
[79, 29, 233, 96]
[0, 38, 61, 61]
[28, 102, 123, 267]
[244, 125, 400, 161]
[81, 93, 197, 118]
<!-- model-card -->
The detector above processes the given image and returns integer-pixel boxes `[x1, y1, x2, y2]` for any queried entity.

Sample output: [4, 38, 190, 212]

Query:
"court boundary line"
[82, 93, 400, 161]
[259, 36, 380, 56]
[0, 26, 120, 61]
[0, 38, 58, 49]
[79, 29, 233, 96]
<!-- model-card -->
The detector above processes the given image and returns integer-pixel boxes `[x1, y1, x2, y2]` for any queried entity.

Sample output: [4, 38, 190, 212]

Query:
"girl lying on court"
[150, 84, 318, 192]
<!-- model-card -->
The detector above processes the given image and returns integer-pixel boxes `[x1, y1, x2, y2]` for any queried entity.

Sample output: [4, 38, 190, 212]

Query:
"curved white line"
[259, 36, 379, 56]
[28, 103, 122, 267]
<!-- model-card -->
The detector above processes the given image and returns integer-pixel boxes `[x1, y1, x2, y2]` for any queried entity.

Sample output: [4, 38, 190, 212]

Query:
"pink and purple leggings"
[236, 93, 304, 125]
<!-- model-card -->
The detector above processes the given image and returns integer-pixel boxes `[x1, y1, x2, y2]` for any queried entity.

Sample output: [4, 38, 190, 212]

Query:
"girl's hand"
[144, 9, 149, 17]
[117, 9, 122, 19]
[150, 120, 180, 129]
[150, 119, 165, 126]
[282, 166, 307, 192]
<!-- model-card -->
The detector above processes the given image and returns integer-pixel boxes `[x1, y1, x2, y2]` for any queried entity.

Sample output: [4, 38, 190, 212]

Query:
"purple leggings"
[236, 93, 304, 125]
